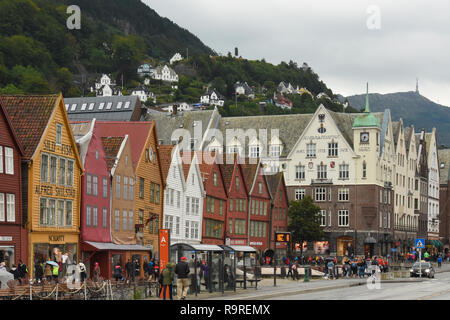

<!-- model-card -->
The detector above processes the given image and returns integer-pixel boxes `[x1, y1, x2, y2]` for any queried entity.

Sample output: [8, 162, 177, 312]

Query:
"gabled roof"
[266, 172, 283, 199]
[0, 99, 24, 157]
[219, 154, 239, 192]
[179, 151, 194, 181]
[101, 136, 125, 172]
[158, 145, 174, 184]
[0, 94, 59, 159]
[240, 158, 260, 194]
[203, 88, 225, 100]
[94, 121, 155, 168]
[64, 96, 142, 121]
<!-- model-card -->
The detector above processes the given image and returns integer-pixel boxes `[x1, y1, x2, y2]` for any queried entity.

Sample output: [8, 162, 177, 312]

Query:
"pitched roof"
[145, 109, 217, 149]
[266, 172, 283, 199]
[159, 145, 174, 183]
[219, 154, 238, 192]
[196, 151, 218, 188]
[101, 136, 125, 172]
[64, 95, 143, 121]
[240, 158, 260, 193]
[94, 121, 154, 167]
[438, 148, 450, 184]
[217, 113, 313, 157]
[0, 100, 24, 156]
[0, 94, 59, 158]
[179, 151, 195, 181]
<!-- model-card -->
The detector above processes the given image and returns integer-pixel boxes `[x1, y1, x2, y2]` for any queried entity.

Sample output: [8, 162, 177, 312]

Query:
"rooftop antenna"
[416, 78, 419, 94]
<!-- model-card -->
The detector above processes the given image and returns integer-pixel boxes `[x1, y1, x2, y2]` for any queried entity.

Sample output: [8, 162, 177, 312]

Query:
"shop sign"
[43, 139, 73, 156]
[250, 241, 262, 246]
[49, 235, 65, 243]
[231, 239, 246, 245]
[0, 236, 13, 242]
[35, 185, 76, 198]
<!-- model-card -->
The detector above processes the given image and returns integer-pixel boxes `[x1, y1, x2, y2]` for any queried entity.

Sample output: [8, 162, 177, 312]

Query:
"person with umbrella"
[44, 262, 53, 282]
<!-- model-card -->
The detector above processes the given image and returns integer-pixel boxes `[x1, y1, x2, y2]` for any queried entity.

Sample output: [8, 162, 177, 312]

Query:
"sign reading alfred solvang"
[35, 185, 75, 198]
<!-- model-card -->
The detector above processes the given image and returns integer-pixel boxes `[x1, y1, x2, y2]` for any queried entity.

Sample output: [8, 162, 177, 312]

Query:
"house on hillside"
[131, 85, 154, 103]
[277, 82, 296, 95]
[200, 88, 225, 107]
[273, 93, 293, 110]
[151, 65, 179, 82]
[137, 63, 154, 77]
[92, 74, 122, 97]
[234, 82, 255, 99]
[170, 53, 183, 65]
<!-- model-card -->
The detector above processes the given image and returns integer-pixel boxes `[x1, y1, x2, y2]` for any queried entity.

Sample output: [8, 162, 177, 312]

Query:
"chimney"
[173, 104, 178, 116]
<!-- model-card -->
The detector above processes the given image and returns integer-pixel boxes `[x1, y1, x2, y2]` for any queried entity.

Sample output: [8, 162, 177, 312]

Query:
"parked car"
[410, 262, 435, 278]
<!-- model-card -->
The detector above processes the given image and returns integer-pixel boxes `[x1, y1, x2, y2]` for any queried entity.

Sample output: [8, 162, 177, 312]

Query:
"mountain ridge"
[342, 91, 450, 147]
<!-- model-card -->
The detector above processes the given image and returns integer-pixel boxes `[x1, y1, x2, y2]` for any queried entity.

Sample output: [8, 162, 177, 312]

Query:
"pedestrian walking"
[160, 262, 175, 300]
[292, 260, 298, 280]
[287, 260, 293, 279]
[134, 259, 141, 280]
[114, 262, 123, 281]
[93, 262, 101, 282]
[438, 255, 442, 268]
[125, 259, 133, 282]
[35, 261, 44, 283]
[327, 260, 335, 280]
[148, 259, 155, 281]
[77, 261, 87, 282]
[44, 263, 53, 282]
[175, 256, 190, 300]
[52, 264, 59, 281]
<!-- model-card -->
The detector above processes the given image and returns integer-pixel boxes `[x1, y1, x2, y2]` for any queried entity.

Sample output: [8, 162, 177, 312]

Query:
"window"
[3, 194, 14, 222]
[86, 174, 92, 195]
[117, 102, 123, 109]
[338, 188, 349, 201]
[295, 165, 305, 180]
[86, 206, 91, 227]
[128, 211, 134, 231]
[250, 146, 260, 158]
[362, 162, 367, 178]
[295, 189, 305, 200]
[99, 102, 105, 110]
[219, 200, 223, 216]
[57, 200, 64, 226]
[116, 175, 121, 199]
[185, 221, 190, 238]
[123, 177, 128, 200]
[129, 178, 134, 200]
[88, 103, 95, 110]
[5, 147, 13, 175]
[103, 178, 108, 198]
[338, 210, 349, 226]
[124, 101, 130, 109]
[229, 219, 233, 234]
[235, 176, 240, 191]
[65, 200, 73, 226]
[48, 199, 56, 226]
[186, 197, 190, 215]
[59, 158, 66, 185]
[155, 184, 160, 204]
[213, 172, 217, 186]
[67, 160, 74, 186]
[0, 147, 2, 173]
[150, 183, 155, 203]
[229, 199, 233, 212]
[41, 154, 49, 182]
[39, 198, 47, 225]
[328, 142, 338, 157]
[175, 217, 180, 236]
[56, 124, 62, 145]
[122, 211, 128, 231]
[328, 210, 332, 226]
[339, 164, 349, 180]
[103, 208, 108, 229]
[258, 182, 263, 194]
[306, 143, 316, 157]
[106, 102, 112, 110]
[320, 210, 326, 226]
[50, 156, 57, 184]
[93, 207, 98, 227]
[92, 175, 98, 197]
[317, 164, 327, 179]
[81, 103, 87, 111]
[139, 178, 144, 199]
[115, 210, 120, 231]
[270, 145, 281, 157]
[315, 188, 326, 202]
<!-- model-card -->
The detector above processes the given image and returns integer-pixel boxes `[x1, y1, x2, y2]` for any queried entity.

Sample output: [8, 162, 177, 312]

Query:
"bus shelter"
[220, 245, 258, 291]
[170, 243, 224, 295]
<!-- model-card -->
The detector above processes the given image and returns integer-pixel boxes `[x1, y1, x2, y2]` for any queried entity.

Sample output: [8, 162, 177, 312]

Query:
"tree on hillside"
[112, 35, 146, 84]
[288, 196, 323, 256]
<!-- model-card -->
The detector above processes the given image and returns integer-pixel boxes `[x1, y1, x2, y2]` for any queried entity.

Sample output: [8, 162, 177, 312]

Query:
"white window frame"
[338, 210, 349, 227]
[328, 142, 338, 157]
[5, 147, 13, 175]
[295, 189, 305, 200]
[295, 165, 305, 180]
[315, 188, 326, 202]
[306, 143, 316, 157]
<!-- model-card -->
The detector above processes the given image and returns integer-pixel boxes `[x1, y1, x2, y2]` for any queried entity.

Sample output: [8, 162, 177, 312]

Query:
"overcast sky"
[143, 0, 450, 106]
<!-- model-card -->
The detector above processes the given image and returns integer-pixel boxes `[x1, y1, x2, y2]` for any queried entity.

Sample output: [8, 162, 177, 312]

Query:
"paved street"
[195, 263, 450, 301]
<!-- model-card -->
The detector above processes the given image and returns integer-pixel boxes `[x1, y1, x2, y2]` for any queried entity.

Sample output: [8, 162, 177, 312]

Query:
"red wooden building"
[241, 158, 272, 256]
[220, 155, 249, 247]
[0, 101, 26, 269]
[198, 152, 228, 245]
[266, 172, 289, 258]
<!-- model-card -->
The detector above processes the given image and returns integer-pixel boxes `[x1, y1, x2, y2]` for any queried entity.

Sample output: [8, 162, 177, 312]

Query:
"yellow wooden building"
[1, 94, 83, 278]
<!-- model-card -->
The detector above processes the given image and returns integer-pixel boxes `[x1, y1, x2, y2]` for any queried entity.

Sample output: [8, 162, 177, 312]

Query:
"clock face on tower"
[360, 132, 370, 143]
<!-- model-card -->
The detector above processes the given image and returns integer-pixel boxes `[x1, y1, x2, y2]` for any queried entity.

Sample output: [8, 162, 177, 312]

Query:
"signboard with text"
[159, 229, 170, 299]
[275, 232, 291, 243]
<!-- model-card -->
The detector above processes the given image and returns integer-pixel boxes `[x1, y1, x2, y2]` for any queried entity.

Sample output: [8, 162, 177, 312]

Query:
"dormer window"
[250, 146, 260, 158]
[269, 145, 281, 157]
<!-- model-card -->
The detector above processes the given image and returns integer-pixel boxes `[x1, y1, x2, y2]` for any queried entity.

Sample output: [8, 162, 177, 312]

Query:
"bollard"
[304, 266, 310, 282]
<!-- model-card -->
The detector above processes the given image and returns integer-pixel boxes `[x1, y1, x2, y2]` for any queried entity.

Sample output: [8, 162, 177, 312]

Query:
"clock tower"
[352, 83, 381, 184]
